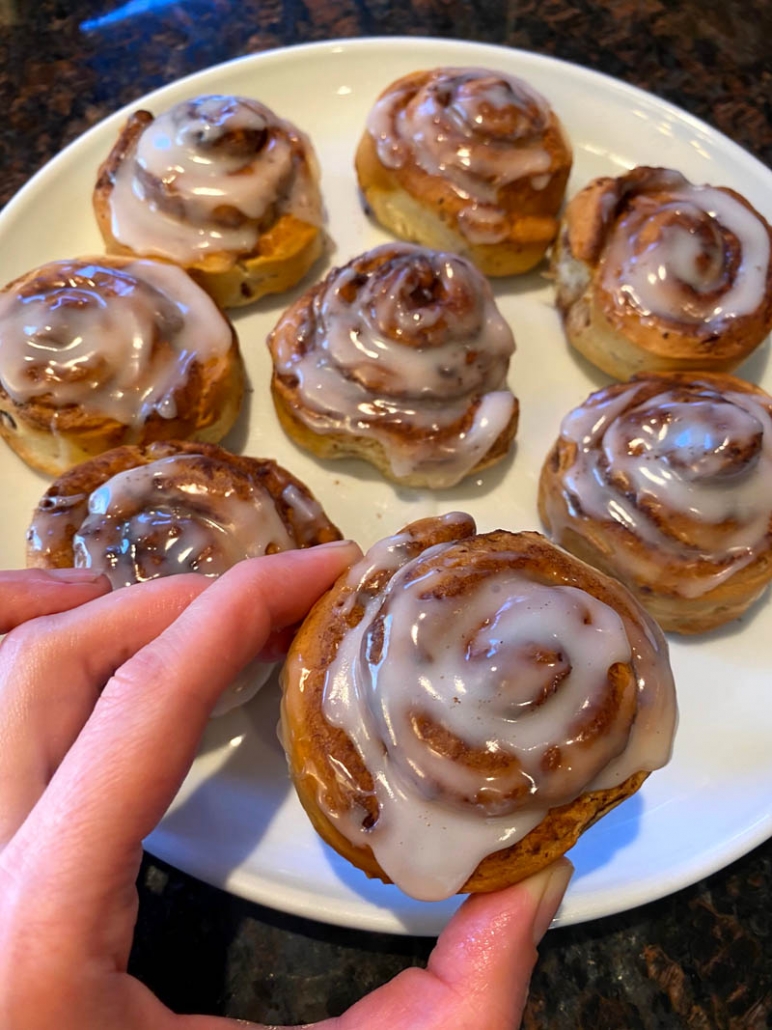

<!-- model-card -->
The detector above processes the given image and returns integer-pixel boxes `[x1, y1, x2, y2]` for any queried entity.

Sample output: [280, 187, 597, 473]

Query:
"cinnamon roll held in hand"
[280, 512, 676, 900]
[27, 440, 342, 712]
[552, 167, 772, 379]
[267, 242, 518, 489]
[0, 257, 245, 476]
[355, 67, 572, 276]
[94, 94, 324, 307]
[538, 373, 772, 633]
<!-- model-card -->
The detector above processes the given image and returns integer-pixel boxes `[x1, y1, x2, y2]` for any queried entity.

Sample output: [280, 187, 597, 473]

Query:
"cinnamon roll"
[267, 242, 518, 489]
[27, 440, 342, 712]
[552, 167, 772, 379]
[94, 94, 325, 308]
[0, 256, 245, 476]
[538, 373, 772, 634]
[355, 67, 572, 276]
[280, 512, 676, 900]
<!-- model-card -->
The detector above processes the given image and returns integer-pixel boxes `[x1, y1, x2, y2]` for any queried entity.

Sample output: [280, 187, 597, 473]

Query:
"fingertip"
[316, 537, 362, 553]
[455, 857, 574, 932]
[463, 858, 573, 938]
[434, 859, 574, 976]
[0, 568, 114, 633]
[235, 539, 362, 580]
[216, 541, 363, 625]
[422, 864, 573, 1028]
[305, 538, 363, 568]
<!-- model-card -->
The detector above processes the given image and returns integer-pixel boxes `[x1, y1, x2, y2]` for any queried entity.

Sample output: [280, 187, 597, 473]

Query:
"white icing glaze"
[315, 514, 675, 900]
[556, 379, 772, 597]
[270, 243, 516, 487]
[0, 258, 232, 427]
[602, 183, 771, 326]
[367, 67, 558, 242]
[28, 450, 336, 715]
[109, 94, 322, 263]
[72, 454, 294, 587]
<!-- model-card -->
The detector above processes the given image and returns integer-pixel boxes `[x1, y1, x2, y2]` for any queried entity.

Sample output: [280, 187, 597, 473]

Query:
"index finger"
[10, 542, 360, 946]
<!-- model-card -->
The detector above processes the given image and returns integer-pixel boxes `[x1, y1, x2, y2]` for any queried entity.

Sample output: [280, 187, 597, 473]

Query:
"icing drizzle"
[0, 258, 233, 427]
[269, 243, 517, 487]
[555, 377, 772, 597]
[367, 67, 562, 243]
[71, 454, 295, 588]
[308, 514, 675, 900]
[109, 94, 322, 263]
[598, 172, 771, 331]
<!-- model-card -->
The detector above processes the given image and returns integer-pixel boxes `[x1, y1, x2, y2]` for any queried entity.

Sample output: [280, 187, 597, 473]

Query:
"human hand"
[0, 550, 571, 1030]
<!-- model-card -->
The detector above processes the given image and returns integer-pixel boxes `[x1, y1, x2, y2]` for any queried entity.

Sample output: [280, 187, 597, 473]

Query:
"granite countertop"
[2, 2, 771, 1026]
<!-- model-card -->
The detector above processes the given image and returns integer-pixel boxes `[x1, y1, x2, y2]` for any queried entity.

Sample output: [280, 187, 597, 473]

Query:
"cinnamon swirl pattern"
[267, 243, 518, 489]
[552, 167, 772, 379]
[538, 373, 772, 633]
[94, 94, 324, 307]
[355, 67, 572, 276]
[280, 512, 676, 900]
[0, 257, 244, 476]
[27, 440, 342, 711]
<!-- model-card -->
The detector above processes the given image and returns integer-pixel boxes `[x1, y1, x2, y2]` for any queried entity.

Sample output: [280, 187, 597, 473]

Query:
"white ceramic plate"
[2, 37, 771, 936]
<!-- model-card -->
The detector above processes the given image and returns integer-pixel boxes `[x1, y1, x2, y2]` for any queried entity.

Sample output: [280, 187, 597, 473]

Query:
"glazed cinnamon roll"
[0, 256, 244, 476]
[538, 373, 772, 633]
[27, 440, 342, 712]
[281, 512, 676, 900]
[552, 167, 772, 379]
[267, 243, 518, 489]
[94, 94, 324, 308]
[355, 67, 572, 276]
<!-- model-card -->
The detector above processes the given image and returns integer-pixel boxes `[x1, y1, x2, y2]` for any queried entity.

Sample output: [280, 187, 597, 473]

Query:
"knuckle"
[0, 617, 50, 668]
[99, 636, 184, 707]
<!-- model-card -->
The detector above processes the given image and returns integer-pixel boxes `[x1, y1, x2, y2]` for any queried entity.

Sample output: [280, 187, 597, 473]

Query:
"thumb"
[427, 859, 573, 1025]
[333, 859, 573, 1030]
[174, 860, 574, 1030]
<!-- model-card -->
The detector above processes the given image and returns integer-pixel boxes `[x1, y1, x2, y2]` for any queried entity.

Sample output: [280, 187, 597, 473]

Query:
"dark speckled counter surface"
[2, 2, 772, 1026]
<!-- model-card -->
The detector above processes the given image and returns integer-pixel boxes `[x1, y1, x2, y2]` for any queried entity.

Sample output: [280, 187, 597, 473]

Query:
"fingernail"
[526, 858, 574, 945]
[318, 539, 363, 559]
[44, 567, 106, 584]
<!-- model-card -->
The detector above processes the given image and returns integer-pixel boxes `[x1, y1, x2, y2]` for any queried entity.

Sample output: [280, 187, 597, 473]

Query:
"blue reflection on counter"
[82, 0, 188, 32]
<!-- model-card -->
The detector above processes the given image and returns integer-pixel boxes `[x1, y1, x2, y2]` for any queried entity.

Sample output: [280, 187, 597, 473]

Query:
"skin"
[0, 548, 572, 1030]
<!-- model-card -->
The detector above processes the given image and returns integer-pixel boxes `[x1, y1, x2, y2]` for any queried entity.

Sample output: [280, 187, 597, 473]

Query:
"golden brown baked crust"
[267, 242, 519, 489]
[293, 754, 647, 893]
[538, 372, 772, 633]
[93, 98, 325, 308]
[26, 439, 342, 571]
[551, 166, 772, 379]
[280, 513, 676, 898]
[0, 256, 245, 476]
[355, 68, 572, 276]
